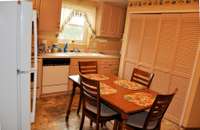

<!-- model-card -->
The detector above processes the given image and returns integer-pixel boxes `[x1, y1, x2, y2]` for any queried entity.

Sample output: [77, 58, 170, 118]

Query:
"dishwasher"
[42, 58, 70, 94]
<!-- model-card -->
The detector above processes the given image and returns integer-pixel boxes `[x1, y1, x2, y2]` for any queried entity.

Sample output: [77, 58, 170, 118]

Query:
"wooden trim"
[118, 13, 131, 78]
[181, 46, 200, 127]
[128, 1, 199, 13]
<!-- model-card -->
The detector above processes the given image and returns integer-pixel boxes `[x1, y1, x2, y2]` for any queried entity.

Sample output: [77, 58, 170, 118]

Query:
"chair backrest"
[143, 89, 178, 129]
[78, 61, 98, 74]
[80, 74, 101, 115]
[131, 68, 154, 88]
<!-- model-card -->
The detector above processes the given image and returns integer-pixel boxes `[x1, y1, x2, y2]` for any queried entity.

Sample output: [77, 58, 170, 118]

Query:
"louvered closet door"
[166, 13, 200, 123]
[122, 13, 199, 124]
[138, 14, 160, 68]
[123, 14, 145, 80]
[151, 14, 181, 93]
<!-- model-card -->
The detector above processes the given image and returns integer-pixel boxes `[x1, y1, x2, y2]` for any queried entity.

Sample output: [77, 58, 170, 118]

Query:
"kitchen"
[0, 0, 199, 130]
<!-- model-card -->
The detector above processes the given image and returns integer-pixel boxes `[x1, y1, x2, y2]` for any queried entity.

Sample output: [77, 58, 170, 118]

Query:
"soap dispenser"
[64, 42, 68, 52]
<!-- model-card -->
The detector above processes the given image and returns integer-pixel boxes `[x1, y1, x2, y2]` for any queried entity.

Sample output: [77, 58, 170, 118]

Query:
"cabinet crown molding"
[128, 0, 199, 13]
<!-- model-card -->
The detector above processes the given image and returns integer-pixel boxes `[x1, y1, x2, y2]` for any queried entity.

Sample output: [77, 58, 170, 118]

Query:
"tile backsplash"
[38, 37, 122, 55]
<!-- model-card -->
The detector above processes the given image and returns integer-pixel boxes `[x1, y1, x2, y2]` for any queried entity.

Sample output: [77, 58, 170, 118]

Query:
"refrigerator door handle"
[17, 69, 31, 74]
[30, 10, 38, 123]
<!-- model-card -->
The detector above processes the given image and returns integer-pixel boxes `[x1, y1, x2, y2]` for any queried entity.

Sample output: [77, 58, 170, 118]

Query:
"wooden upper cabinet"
[38, 0, 62, 33]
[96, 2, 126, 38]
[32, 0, 40, 10]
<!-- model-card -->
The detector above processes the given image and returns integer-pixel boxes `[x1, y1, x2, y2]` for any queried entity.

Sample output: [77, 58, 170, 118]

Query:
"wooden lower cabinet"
[69, 58, 119, 75]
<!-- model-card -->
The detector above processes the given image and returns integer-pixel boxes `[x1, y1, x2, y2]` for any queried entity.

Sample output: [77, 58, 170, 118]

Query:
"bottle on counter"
[63, 42, 68, 52]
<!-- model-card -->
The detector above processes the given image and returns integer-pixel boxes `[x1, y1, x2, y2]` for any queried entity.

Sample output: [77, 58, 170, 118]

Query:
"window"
[58, 8, 88, 43]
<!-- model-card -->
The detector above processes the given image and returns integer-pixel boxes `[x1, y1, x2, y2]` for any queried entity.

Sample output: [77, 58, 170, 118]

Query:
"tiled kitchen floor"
[31, 94, 182, 130]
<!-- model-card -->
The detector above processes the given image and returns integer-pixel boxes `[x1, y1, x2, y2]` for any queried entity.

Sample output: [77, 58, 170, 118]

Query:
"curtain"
[60, 9, 96, 35]
[61, 0, 96, 36]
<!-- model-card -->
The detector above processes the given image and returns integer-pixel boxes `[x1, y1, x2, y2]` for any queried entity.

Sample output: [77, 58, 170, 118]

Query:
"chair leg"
[113, 120, 119, 130]
[79, 112, 85, 130]
[96, 119, 99, 130]
[77, 90, 82, 115]
[155, 122, 161, 130]
[101, 122, 106, 128]
[90, 120, 93, 127]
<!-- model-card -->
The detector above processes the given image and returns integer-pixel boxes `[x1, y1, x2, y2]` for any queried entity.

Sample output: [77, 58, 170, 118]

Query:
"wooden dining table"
[65, 74, 157, 130]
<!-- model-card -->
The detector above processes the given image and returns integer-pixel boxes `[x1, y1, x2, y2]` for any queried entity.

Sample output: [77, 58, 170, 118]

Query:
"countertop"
[39, 52, 120, 59]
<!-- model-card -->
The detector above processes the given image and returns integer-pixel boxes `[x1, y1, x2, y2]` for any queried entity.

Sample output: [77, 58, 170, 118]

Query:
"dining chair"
[131, 68, 154, 88]
[77, 61, 98, 115]
[125, 89, 178, 130]
[79, 74, 119, 130]
[78, 61, 98, 74]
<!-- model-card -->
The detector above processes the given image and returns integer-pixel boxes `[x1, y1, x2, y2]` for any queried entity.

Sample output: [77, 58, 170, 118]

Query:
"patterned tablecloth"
[114, 80, 146, 90]
[83, 74, 109, 81]
[124, 92, 155, 107]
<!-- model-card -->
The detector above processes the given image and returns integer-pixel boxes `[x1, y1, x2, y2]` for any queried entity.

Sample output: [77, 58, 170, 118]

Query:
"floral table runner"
[83, 74, 109, 81]
[124, 92, 155, 107]
[114, 80, 146, 90]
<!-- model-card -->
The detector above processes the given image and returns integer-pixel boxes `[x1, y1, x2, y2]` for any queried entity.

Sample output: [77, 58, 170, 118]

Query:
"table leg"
[65, 82, 76, 122]
[117, 114, 128, 130]
[77, 91, 82, 115]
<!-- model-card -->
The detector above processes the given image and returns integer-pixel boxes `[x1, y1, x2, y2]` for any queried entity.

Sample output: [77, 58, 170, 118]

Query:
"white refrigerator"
[0, 1, 37, 130]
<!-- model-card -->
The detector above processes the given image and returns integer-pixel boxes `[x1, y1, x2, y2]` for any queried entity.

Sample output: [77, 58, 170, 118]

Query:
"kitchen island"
[37, 52, 120, 97]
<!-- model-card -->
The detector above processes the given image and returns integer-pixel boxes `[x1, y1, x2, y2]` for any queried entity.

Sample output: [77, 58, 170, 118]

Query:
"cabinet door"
[39, 0, 62, 33]
[32, 0, 40, 10]
[98, 3, 112, 36]
[109, 5, 126, 38]
[96, 2, 125, 38]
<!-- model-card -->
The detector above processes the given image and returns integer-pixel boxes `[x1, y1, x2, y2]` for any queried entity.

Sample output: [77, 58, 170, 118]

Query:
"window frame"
[58, 8, 89, 44]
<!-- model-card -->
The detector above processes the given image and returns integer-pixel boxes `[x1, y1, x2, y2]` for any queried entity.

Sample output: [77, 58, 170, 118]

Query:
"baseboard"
[40, 90, 80, 98]
[184, 128, 200, 130]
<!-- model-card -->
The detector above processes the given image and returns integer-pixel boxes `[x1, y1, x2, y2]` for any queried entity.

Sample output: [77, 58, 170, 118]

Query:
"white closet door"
[151, 14, 180, 93]
[125, 15, 145, 62]
[123, 15, 145, 79]
[121, 13, 200, 124]
[173, 13, 200, 77]
[167, 13, 200, 123]
[139, 14, 160, 68]
[154, 14, 180, 72]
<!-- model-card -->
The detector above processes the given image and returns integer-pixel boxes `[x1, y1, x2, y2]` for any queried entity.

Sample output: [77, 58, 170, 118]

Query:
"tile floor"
[31, 94, 182, 130]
